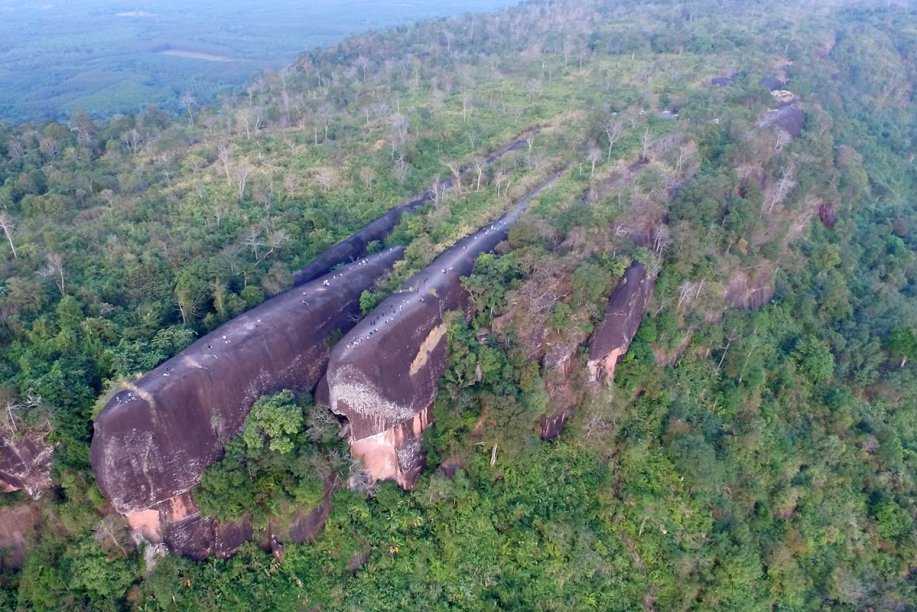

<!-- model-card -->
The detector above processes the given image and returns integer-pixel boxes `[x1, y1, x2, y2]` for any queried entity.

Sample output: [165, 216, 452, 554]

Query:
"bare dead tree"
[317, 104, 334, 142]
[444, 161, 463, 195]
[314, 167, 338, 192]
[641, 129, 653, 161]
[38, 253, 66, 296]
[389, 112, 408, 160]
[236, 107, 254, 139]
[7, 135, 24, 159]
[4, 400, 21, 435]
[588, 145, 602, 178]
[461, 89, 472, 123]
[468, 129, 479, 150]
[258, 229, 290, 263]
[494, 168, 508, 197]
[179, 91, 197, 127]
[675, 142, 696, 177]
[604, 118, 623, 161]
[765, 165, 796, 216]
[0, 211, 18, 259]
[359, 167, 376, 189]
[235, 160, 253, 202]
[716, 330, 739, 374]
[217, 145, 233, 186]
[393, 154, 408, 184]
[242, 226, 264, 261]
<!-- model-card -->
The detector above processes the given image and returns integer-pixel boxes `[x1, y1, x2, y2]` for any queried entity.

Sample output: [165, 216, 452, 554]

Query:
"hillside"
[0, 0, 915, 609]
[0, 0, 520, 122]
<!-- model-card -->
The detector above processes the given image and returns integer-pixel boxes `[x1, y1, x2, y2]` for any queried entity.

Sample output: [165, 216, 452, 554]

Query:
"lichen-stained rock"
[292, 194, 431, 287]
[91, 247, 404, 525]
[326, 179, 556, 488]
[0, 427, 55, 499]
[587, 262, 655, 384]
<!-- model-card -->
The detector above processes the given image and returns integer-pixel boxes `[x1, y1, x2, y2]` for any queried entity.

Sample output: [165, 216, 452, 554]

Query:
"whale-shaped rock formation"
[292, 194, 431, 287]
[91, 247, 404, 550]
[587, 262, 655, 383]
[325, 180, 556, 488]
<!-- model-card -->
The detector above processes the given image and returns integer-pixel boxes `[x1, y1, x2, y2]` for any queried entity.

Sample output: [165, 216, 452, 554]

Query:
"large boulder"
[291, 129, 538, 287]
[90, 247, 403, 553]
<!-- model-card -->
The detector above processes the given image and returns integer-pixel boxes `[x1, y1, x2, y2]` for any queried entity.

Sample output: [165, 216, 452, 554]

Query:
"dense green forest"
[0, 0, 915, 609]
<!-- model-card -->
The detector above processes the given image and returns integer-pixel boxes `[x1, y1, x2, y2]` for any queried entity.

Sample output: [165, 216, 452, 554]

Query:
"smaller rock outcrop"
[818, 201, 838, 229]
[759, 76, 786, 91]
[760, 104, 805, 138]
[587, 262, 655, 383]
[725, 269, 774, 309]
[0, 426, 55, 499]
[291, 128, 541, 287]
[0, 503, 38, 569]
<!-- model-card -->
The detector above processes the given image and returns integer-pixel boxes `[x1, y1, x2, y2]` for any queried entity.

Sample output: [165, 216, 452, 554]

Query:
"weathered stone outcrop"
[587, 262, 655, 384]
[761, 103, 805, 138]
[326, 179, 556, 488]
[1, 427, 55, 499]
[90, 247, 404, 555]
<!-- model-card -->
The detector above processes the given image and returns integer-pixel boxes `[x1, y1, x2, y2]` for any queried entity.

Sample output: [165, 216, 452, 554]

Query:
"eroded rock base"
[350, 406, 432, 489]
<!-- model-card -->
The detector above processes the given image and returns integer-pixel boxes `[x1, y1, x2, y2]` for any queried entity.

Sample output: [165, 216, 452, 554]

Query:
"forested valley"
[0, 0, 914, 609]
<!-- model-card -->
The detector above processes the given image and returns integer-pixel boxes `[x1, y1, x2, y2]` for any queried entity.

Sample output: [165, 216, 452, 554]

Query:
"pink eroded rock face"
[90, 248, 403, 556]
[587, 262, 655, 385]
[349, 407, 432, 488]
[0, 428, 55, 499]
[327, 179, 557, 488]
